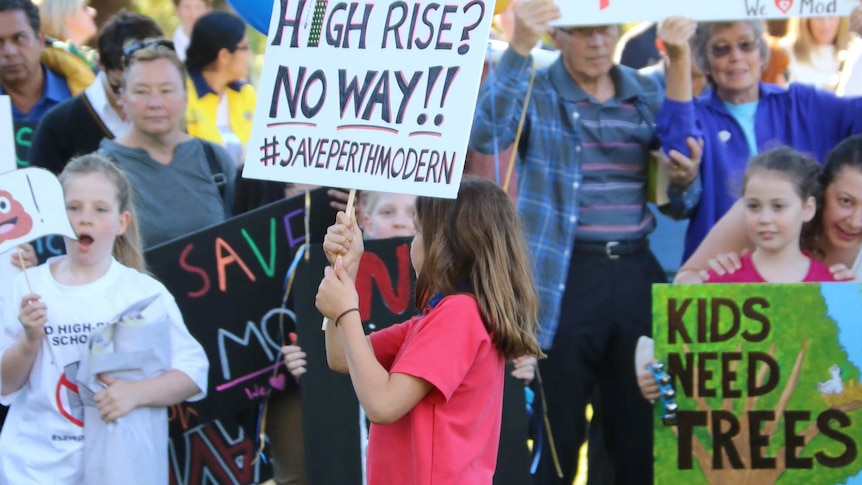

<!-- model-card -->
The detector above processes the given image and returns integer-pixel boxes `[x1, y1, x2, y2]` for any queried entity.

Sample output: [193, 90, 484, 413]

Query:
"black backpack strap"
[199, 139, 227, 201]
[80, 93, 115, 139]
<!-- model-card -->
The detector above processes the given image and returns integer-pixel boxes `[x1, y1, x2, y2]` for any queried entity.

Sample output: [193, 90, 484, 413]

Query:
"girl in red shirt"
[639, 147, 838, 401]
[703, 147, 836, 283]
[316, 176, 543, 484]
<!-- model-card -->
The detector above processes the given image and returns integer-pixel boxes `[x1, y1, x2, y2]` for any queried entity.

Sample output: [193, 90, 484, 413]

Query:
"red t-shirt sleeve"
[382, 294, 492, 402]
[804, 257, 838, 282]
[370, 318, 414, 370]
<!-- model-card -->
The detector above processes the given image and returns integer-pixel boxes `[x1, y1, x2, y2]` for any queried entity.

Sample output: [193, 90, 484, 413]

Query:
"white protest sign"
[0, 167, 75, 255]
[555, 0, 857, 26]
[0, 96, 14, 174]
[242, 0, 495, 198]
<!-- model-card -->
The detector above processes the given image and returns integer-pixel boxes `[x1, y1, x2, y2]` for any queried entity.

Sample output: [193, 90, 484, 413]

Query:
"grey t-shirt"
[99, 138, 236, 249]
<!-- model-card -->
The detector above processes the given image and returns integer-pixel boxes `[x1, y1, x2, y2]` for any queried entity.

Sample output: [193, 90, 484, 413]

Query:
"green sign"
[653, 283, 862, 484]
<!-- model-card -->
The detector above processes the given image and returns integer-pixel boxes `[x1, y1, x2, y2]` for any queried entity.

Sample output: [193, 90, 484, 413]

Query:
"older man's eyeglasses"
[556, 26, 614, 39]
[709, 38, 759, 58]
[122, 38, 175, 66]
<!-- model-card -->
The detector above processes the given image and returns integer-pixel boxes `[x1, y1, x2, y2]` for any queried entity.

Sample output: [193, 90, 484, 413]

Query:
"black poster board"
[145, 188, 336, 484]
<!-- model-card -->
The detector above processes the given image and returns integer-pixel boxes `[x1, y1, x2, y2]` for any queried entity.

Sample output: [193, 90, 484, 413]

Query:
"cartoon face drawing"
[0, 189, 33, 244]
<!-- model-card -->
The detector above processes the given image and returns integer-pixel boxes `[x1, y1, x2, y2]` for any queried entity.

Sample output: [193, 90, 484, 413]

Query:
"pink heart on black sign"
[269, 373, 286, 390]
[775, 0, 793, 14]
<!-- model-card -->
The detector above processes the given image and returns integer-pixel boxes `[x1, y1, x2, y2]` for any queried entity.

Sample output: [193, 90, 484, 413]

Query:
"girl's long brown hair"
[413, 176, 542, 359]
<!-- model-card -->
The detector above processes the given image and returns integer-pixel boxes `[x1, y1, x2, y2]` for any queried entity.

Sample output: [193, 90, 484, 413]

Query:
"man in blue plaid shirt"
[469, 4, 701, 484]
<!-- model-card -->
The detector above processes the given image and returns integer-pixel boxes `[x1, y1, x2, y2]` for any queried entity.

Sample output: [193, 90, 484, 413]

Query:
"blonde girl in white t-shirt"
[0, 154, 208, 484]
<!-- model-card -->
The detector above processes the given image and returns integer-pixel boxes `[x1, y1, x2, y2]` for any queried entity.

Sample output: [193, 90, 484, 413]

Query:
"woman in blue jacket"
[657, 12, 862, 261]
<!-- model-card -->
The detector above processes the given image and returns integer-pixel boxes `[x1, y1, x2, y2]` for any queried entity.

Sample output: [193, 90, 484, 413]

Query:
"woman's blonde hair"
[787, 16, 850, 65]
[35, 0, 79, 40]
[413, 176, 543, 359]
[359, 190, 380, 217]
[59, 154, 147, 273]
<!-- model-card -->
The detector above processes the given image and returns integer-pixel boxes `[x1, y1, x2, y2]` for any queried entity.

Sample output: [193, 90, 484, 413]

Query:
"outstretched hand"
[830, 263, 856, 281]
[511, 356, 537, 384]
[282, 332, 307, 379]
[327, 188, 351, 212]
[637, 359, 660, 401]
[664, 136, 703, 188]
[316, 259, 360, 322]
[511, 0, 560, 56]
[12, 244, 37, 269]
[17, 294, 47, 344]
[703, 248, 748, 281]
[658, 17, 697, 58]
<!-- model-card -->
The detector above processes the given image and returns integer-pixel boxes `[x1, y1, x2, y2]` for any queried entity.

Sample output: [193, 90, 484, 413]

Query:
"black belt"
[574, 239, 649, 259]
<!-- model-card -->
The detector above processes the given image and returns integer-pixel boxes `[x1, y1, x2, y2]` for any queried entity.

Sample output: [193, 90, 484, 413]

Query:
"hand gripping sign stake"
[321, 189, 356, 331]
[1, 168, 76, 371]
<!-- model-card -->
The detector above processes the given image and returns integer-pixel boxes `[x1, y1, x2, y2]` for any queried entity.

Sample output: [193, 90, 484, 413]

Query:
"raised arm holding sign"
[314, 177, 543, 483]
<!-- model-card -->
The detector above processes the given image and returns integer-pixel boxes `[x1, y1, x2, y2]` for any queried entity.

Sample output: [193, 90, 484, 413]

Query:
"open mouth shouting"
[76, 232, 95, 249]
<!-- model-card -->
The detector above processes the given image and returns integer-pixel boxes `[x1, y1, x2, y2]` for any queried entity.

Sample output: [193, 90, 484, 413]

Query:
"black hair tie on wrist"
[334, 308, 360, 327]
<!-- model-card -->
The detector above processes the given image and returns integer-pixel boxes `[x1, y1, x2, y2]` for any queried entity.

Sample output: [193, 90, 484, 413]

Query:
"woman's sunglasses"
[122, 38, 175, 67]
[709, 38, 759, 58]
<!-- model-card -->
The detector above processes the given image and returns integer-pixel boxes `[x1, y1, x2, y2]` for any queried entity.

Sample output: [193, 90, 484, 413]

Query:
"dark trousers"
[586, 391, 614, 485]
[532, 247, 663, 485]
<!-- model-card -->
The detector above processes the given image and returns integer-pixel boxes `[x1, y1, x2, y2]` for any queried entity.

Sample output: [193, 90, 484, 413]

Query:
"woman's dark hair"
[0, 0, 40, 35]
[820, 135, 862, 191]
[743, 146, 821, 201]
[804, 135, 862, 254]
[97, 11, 163, 72]
[184, 10, 245, 72]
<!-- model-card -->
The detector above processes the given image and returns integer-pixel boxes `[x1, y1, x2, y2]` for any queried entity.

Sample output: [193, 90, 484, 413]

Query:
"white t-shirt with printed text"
[0, 257, 208, 484]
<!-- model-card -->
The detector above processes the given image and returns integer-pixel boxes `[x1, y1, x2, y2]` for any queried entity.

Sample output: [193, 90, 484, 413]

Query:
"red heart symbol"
[775, 0, 792, 14]
[269, 373, 287, 390]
